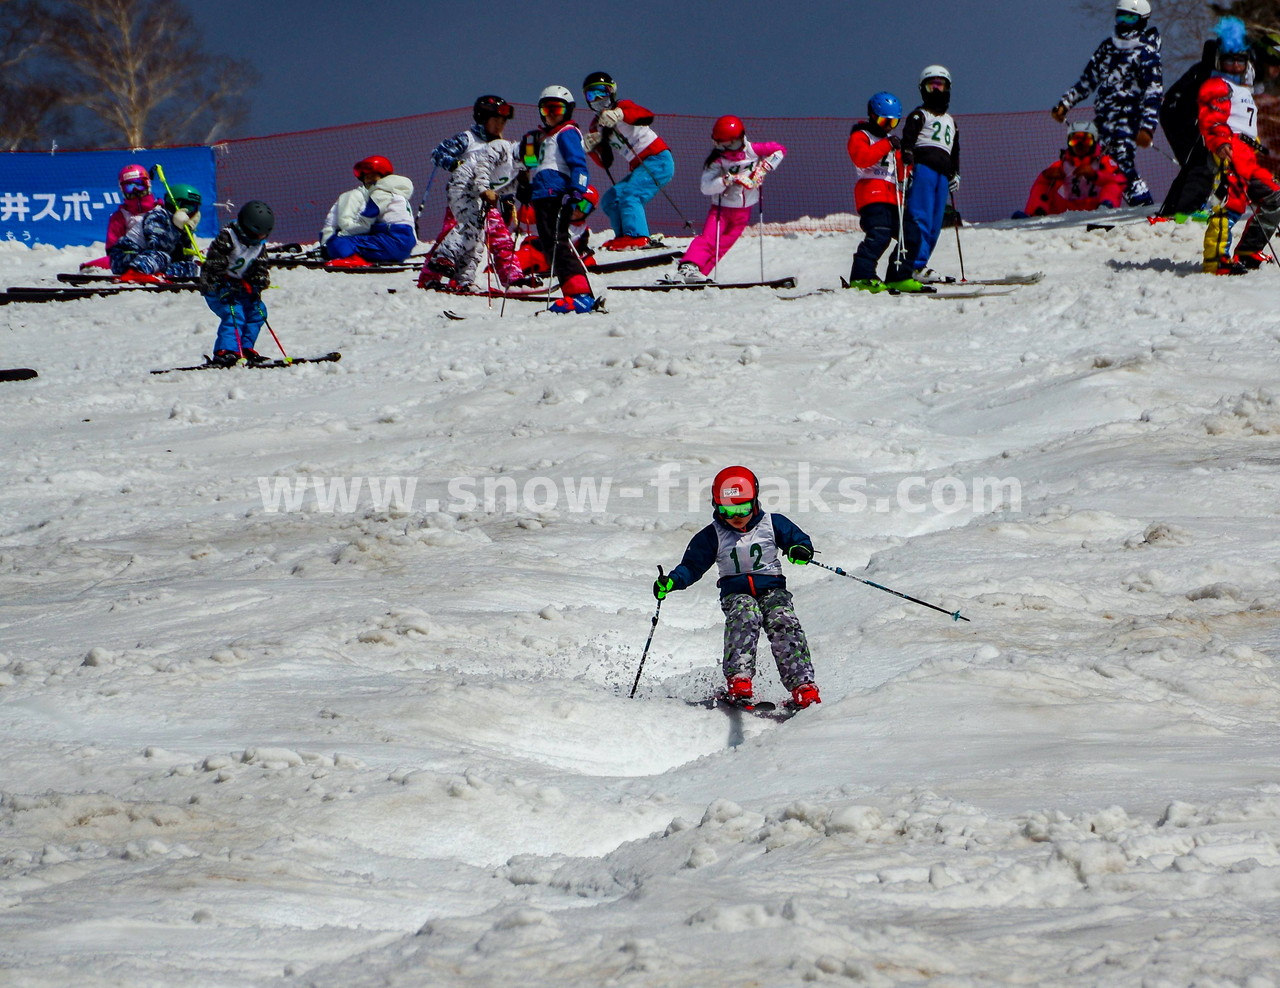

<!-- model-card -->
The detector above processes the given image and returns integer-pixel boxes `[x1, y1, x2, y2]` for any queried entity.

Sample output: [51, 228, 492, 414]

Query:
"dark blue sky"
[186, 1, 1196, 138]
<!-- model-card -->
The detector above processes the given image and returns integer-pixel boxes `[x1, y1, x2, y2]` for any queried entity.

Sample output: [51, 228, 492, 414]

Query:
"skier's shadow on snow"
[1106, 258, 1203, 277]
[722, 707, 747, 748]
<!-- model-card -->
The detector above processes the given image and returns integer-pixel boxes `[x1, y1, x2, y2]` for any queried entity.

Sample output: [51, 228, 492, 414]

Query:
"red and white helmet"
[712, 465, 758, 508]
[712, 115, 745, 146]
[354, 155, 393, 180]
[117, 163, 150, 197]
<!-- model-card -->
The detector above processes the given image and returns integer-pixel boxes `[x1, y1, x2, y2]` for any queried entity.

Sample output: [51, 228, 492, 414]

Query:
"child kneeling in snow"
[108, 182, 203, 283]
[1018, 121, 1127, 217]
[653, 466, 820, 709]
[199, 201, 274, 366]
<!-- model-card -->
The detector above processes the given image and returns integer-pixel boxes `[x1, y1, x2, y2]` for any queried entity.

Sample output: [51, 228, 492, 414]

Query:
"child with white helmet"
[519, 85, 599, 313]
[902, 66, 960, 282]
[1052, 0, 1163, 206]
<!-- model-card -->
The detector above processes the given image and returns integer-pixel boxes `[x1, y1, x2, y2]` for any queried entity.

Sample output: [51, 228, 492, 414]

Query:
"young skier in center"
[846, 91, 926, 293]
[653, 466, 821, 709]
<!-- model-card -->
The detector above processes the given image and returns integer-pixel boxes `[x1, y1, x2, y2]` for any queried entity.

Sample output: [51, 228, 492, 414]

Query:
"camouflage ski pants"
[435, 189, 487, 287]
[1097, 119, 1149, 202]
[720, 589, 814, 691]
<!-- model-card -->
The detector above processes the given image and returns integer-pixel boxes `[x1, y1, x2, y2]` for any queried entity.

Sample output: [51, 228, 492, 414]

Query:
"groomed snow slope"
[3, 213, 1280, 987]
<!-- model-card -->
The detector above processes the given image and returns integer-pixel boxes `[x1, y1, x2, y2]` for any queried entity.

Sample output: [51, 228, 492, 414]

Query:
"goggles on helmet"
[716, 502, 753, 518]
[486, 102, 514, 119]
[1115, 11, 1141, 25]
[573, 196, 594, 217]
[715, 135, 745, 151]
[1221, 54, 1249, 73]
[120, 179, 148, 197]
[922, 78, 950, 93]
[539, 100, 569, 118]
[584, 84, 614, 105]
[875, 115, 899, 132]
[1067, 132, 1096, 152]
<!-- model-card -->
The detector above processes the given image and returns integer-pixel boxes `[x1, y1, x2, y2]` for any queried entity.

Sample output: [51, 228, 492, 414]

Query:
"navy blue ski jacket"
[669, 510, 813, 598]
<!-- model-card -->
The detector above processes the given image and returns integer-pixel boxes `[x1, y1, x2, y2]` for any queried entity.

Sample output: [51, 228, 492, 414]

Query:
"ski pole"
[890, 152, 906, 272]
[629, 565, 665, 698]
[712, 198, 723, 281]
[610, 128, 694, 230]
[810, 558, 970, 622]
[153, 163, 205, 262]
[950, 190, 967, 282]
[757, 187, 765, 283]
[263, 316, 289, 360]
[228, 298, 244, 359]
[415, 165, 439, 221]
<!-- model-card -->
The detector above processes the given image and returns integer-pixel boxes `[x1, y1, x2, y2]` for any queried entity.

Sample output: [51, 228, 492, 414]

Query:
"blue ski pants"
[323, 222, 417, 262]
[906, 164, 949, 270]
[601, 150, 674, 239]
[205, 292, 267, 353]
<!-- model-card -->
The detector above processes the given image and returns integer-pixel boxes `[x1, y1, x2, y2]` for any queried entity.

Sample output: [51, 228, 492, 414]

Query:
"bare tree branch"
[44, 0, 256, 147]
[0, 0, 67, 148]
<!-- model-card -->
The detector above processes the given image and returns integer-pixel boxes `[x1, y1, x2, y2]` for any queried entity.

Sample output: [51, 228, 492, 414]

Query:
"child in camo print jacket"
[653, 466, 821, 709]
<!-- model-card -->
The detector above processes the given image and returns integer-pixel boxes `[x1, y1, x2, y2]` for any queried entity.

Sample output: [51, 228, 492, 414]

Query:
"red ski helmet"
[711, 465, 758, 508]
[354, 155, 393, 180]
[711, 115, 745, 145]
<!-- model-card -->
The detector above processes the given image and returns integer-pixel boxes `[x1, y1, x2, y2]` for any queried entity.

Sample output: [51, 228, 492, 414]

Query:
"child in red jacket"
[847, 92, 925, 293]
[1198, 19, 1280, 274]
[1020, 121, 1127, 217]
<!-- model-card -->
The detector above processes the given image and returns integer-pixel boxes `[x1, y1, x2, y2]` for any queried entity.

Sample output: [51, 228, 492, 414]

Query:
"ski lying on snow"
[922, 272, 1043, 286]
[2, 283, 195, 303]
[59, 272, 202, 287]
[420, 285, 551, 301]
[321, 263, 421, 274]
[783, 284, 1017, 301]
[1, 368, 38, 382]
[610, 276, 797, 292]
[150, 351, 342, 375]
[442, 310, 466, 320]
[589, 248, 683, 272]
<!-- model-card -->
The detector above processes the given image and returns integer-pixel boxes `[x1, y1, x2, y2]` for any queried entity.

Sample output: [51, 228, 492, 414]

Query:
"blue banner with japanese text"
[0, 147, 217, 248]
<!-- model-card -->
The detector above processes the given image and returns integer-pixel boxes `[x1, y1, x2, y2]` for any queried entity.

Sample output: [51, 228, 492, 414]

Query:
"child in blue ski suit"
[1053, 0, 1163, 206]
[199, 201, 274, 366]
[653, 465, 821, 709]
[903, 65, 960, 282]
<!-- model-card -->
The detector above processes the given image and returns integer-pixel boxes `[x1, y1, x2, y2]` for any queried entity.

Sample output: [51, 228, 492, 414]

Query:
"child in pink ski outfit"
[675, 116, 785, 283]
[81, 164, 158, 271]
